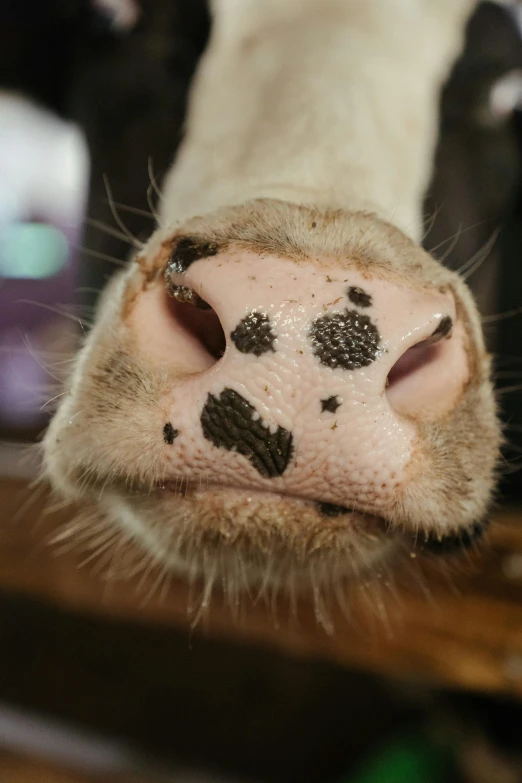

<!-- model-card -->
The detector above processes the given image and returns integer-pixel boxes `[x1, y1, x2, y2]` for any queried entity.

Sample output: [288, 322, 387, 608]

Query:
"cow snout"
[124, 241, 469, 518]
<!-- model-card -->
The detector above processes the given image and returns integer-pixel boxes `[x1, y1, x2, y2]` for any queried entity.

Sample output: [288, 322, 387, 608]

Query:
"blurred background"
[0, 1, 522, 781]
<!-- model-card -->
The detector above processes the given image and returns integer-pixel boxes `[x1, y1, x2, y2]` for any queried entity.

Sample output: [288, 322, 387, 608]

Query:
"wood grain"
[1, 477, 522, 698]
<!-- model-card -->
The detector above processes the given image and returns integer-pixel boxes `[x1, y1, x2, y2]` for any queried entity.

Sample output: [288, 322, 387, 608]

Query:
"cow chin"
[95, 488, 395, 590]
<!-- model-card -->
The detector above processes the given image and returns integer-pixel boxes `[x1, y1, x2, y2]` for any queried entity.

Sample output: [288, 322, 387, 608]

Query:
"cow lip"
[156, 479, 326, 506]
[154, 480, 385, 523]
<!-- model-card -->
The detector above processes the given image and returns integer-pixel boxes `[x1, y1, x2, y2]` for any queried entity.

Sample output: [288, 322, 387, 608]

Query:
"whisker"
[421, 202, 444, 241]
[77, 245, 127, 268]
[147, 156, 162, 200]
[40, 391, 67, 411]
[42, 497, 74, 515]
[78, 536, 121, 569]
[497, 383, 522, 394]
[10, 481, 48, 527]
[103, 200, 155, 219]
[17, 300, 93, 328]
[483, 305, 522, 325]
[459, 229, 500, 280]
[103, 529, 129, 583]
[504, 462, 522, 473]
[159, 569, 173, 604]
[0, 345, 74, 363]
[103, 173, 143, 248]
[85, 217, 141, 247]
[93, 537, 127, 578]
[437, 222, 463, 264]
[428, 217, 491, 256]
[140, 562, 171, 606]
[19, 332, 65, 383]
[146, 181, 160, 225]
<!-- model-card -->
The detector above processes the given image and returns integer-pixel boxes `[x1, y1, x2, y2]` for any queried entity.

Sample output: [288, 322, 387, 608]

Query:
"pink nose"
[128, 243, 469, 515]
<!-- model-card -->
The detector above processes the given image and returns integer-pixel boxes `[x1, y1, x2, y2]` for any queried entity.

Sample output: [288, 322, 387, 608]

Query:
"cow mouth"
[102, 485, 395, 593]
[155, 480, 385, 525]
[149, 482, 488, 556]
[85, 479, 487, 614]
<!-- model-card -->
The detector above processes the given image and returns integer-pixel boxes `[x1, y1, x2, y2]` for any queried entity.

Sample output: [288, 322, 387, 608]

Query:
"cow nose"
[127, 245, 469, 509]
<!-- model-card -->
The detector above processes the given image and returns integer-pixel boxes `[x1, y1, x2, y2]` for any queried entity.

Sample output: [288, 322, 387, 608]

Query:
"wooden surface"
[0, 751, 171, 783]
[0, 754, 86, 783]
[1, 476, 522, 699]
[0, 751, 115, 783]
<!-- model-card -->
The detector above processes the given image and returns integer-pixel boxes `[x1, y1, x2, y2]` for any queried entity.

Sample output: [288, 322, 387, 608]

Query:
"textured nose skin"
[128, 249, 469, 515]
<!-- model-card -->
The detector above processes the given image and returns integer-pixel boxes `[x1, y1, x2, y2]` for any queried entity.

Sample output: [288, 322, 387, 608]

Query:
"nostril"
[165, 286, 226, 361]
[387, 315, 454, 389]
[387, 339, 444, 389]
[386, 315, 468, 419]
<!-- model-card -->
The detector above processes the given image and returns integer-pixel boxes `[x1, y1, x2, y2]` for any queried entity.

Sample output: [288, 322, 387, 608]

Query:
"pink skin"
[128, 250, 468, 515]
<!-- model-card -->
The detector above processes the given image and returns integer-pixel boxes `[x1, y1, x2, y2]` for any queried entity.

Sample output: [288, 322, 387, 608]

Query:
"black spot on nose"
[166, 235, 220, 276]
[163, 422, 179, 444]
[317, 502, 353, 517]
[310, 309, 380, 370]
[420, 518, 489, 554]
[321, 396, 341, 413]
[231, 311, 276, 356]
[347, 286, 372, 308]
[430, 315, 453, 342]
[201, 388, 293, 478]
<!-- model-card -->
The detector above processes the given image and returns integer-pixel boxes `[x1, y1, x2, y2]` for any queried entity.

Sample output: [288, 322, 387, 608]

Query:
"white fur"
[162, 0, 478, 241]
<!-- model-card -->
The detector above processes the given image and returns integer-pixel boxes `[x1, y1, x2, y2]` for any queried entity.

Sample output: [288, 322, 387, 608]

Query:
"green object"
[0, 222, 68, 279]
[339, 734, 457, 783]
